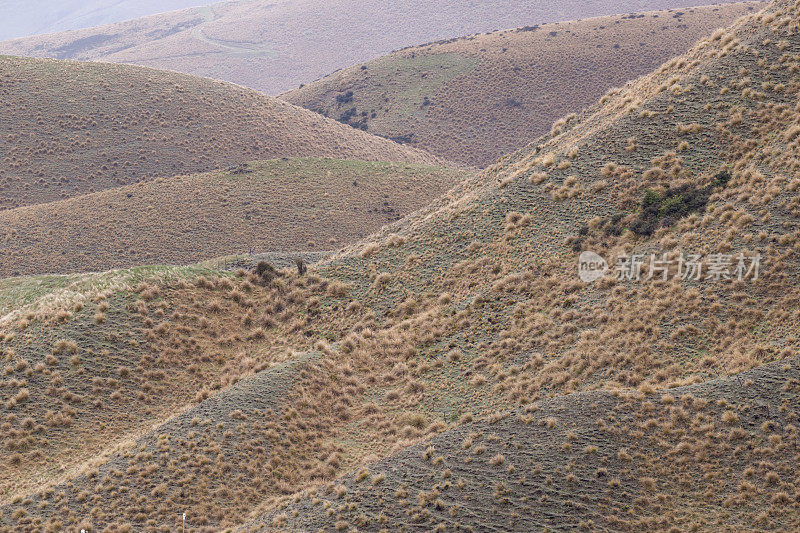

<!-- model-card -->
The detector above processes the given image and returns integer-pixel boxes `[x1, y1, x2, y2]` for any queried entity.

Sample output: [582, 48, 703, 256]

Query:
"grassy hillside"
[283, 2, 763, 167]
[252, 358, 800, 531]
[0, 0, 752, 94]
[3, 0, 800, 530]
[0, 264, 358, 512]
[0, 158, 468, 276]
[0, 55, 439, 211]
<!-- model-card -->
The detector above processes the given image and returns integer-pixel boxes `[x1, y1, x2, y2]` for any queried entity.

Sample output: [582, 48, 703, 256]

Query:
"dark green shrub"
[713, 169, 731, 187]
[588, 169, 731, 240]
[631, 183, 713, 235]
[336, 91, 354, 105]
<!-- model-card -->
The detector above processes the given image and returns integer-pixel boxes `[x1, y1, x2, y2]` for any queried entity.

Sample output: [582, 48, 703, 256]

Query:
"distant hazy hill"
[0, 0, 215, 41]
[0, 0, 752, 94]
[283, 2, 762, 167]
[0, 55, 440, 211]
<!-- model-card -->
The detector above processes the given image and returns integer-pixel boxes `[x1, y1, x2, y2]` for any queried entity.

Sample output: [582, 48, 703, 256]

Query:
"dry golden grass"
[248, 358, 800, 531]
[0, 158, 467, 277]
[4, 0, 800, 530]
[284, 2, 763, 167]
[0, 266, 359, 513]
[0, 55, 440, 211]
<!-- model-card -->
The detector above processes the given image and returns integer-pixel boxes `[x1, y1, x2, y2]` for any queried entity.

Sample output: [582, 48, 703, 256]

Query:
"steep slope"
[0, 158, 468, 276]
[3, 0, 800, 530]
[0, 0, 752, 95]
[0, 265, 358, 511]
[283, 2, 763, 167]
[4, 351, 313, 531]
[0, 55, 439, 211]
[251, 358, 800, 531]
[0, 1, 215, 41]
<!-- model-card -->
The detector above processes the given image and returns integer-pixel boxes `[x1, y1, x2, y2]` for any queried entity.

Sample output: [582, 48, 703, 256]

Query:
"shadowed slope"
[250, 357, 800, 531]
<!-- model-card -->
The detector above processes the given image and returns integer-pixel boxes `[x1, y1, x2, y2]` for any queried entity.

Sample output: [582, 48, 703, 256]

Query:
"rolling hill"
[0, 158, 468, 277]
[0, 0, 754, 95]
[0, 55, 440, 211]
[283, 2, 763, 167]
[2, 0, 800, 530]
[0, 1, 215, 41]
[251, 358, 800, 531]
